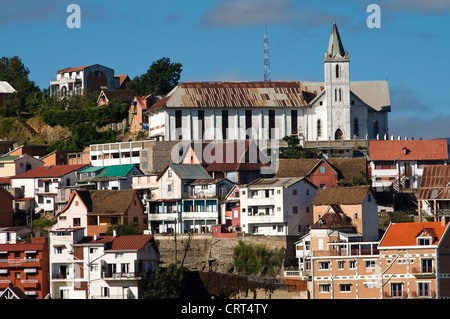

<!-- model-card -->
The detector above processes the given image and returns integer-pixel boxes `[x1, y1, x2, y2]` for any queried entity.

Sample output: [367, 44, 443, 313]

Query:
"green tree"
[233, 241, 285, 277]
[127, 57, 182, 96]
[279, 135, 321, 159]
[105, 223, 142, 236]
[143, 263, 190, 299]
[0, 56, 40, 116]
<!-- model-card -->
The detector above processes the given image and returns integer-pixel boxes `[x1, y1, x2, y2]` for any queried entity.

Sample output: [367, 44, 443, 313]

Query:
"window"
[38, 196, 44, 204]
[339, 284, 351, 293]
[168, 170, 172, 178]
[319, 261, 329, 270]
[198, 110, 205, 140]
[354, 212, 358, 220]
[421, 259, 433, 273]
[73, 218, 81, 227]
[338, 261, 345, 269]
[320, 166, 325, 173]
[245, 110, 252, 139]
[317, 119, 322, 137]
[353, 118, 359, 137]
[320, 284, 330, 293]
[306, 189, 309, 195]
[268, 110, 275, 139]
[102, 287, 110, 297]
[335, 64, 340, 78]
[291, 110, 298, 135]
[293, 206, 298, 214]
[390, 283, 403, 297]
[418, 282, 430, 297]
[418, 238, 430, 246]
[349, 261, 356, 269]
[293, 189, 297, 195]
[167, 184, 172, 192]
[222, 110, 228, 139]
[365, 260, 376, 268]
[175, 110, 182, 139]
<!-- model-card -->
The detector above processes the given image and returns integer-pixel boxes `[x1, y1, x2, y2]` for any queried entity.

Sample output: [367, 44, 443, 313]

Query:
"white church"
[146, 23, 390, 143]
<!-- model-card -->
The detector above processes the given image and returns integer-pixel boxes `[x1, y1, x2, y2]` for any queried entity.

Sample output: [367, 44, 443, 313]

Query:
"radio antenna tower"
[264, 20, 271, 82]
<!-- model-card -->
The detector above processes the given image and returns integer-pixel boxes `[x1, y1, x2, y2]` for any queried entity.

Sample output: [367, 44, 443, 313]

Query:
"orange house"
[0, 237, 50, 299]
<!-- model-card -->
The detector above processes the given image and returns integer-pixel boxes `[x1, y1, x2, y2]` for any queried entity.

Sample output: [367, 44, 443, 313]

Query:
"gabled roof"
[78, 164, 143, 181]
[246, 177, 315, 189]
[312, 185, 371, 206]
[148, 81, 320, 111]
[369, 139, 449, 161]
[417, 165, 450, 200]
[98, 89, 136, 104]
[275, 158, 367, 185]
[74, 234, 159, 253]
[56, 65, 93, 74]
[157, 163, 211, 181]
[311, 205, 354, 230]
[378, 221, 449, 248]
[59, 189, 143, 216]
[0, 81, 17, 94]
[12, 164, 88, 179]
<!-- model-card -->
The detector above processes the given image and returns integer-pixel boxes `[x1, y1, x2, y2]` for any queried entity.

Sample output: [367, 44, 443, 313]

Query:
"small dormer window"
[418, 237, 430, 246]
[402, 147, 410, 155]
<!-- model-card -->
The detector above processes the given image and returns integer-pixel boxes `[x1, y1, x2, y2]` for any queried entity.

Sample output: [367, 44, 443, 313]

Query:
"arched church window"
[334, 89, 337, 101]
[317, 119, 322, 137]
[336, 64, 340, 78]
[353, 118, 359, 137]
[373, 120, 379, 138]
[339, 88, 342, 101]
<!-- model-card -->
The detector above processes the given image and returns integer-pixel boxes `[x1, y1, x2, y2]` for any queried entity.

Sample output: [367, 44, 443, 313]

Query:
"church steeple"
[325, 22, 349, 61]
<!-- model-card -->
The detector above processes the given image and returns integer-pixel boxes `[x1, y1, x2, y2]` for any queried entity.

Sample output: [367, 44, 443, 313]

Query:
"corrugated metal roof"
[350, 81, 390, 112]
[96, 164, 138, 178]
[369, 139, 449, 161]
[168, 163, 211, 180]
[247, 177, 303, 188]
[418, 165, 450, 200]
[149, 81, 318, 111]
[12, 164, 88, 179]
[312, 185, 371, 205]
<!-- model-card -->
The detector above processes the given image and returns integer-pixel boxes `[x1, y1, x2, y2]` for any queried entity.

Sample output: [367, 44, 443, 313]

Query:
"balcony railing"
[102, 272, 145, 279]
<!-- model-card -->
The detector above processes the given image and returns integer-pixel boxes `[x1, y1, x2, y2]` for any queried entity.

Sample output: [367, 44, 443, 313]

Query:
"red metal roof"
[369, 139, 449, 161]
[378, 221, 448, 247]
[109, 235, 158, 252]
[418, 165, 450, 200]
[12, 164, 88, 179]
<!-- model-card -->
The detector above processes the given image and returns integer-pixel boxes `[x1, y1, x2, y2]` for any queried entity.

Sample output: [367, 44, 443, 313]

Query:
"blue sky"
[0, 0, 449, 139]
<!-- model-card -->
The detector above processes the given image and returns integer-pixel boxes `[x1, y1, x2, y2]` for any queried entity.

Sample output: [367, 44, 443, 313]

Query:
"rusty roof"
[369, 139, 449, 161]
[418, 165, 450, 200]
[148, 81, 322, 111]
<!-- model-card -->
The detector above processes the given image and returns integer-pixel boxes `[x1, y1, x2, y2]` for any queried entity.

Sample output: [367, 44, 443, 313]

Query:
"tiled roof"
[378, 221, 448, 247]
[417, 165, 450, 200]
[12, 164, 88, 179]
[57, 65, 92, 74]
[369, 139, 449, 161]
[148, 81, 322, 111]
[312, 185, 371, 205]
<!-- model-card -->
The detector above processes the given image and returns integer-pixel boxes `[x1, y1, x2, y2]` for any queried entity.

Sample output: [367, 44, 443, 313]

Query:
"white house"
[146, 23, 390, 143]
[239, 177, 317, 236]
[369, 139, 449, 191]
[49, 228, 159, 299]
[10, 164, 88, 214]
[49, 64, 119, 97]
[147, 163, 227, 234]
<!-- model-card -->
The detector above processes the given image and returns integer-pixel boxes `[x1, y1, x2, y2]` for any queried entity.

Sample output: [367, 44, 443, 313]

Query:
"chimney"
[113, 229, 117, 237]
[94, 233, 98, 241]
[441, 216, 450, 226]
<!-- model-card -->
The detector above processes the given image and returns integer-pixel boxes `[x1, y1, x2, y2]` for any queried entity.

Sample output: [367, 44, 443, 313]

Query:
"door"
[335, 129, 343, 140]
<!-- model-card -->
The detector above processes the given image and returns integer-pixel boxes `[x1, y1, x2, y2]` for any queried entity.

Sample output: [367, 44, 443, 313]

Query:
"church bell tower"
[324, 23, 351, 140]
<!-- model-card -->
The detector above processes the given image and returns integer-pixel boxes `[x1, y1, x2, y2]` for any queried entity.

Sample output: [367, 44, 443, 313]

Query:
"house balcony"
[21, 279, 40, 289]
[0, 279, 11, 289]
[102, 272, 145, 280]
[411, 266, 436, 278]
[0, 258, 41, 268]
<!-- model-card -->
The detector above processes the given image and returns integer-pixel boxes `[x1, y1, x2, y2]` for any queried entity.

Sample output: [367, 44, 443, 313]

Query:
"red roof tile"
[369, 139, 449, 161]
[12, 164, 88, 179]
[379, 221, 449, 247]
[109, 235, 158, 252]
[57, 65, 93, 74]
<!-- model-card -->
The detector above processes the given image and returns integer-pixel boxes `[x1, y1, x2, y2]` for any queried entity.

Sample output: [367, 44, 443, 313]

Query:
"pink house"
[53, 189, 147, 236]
